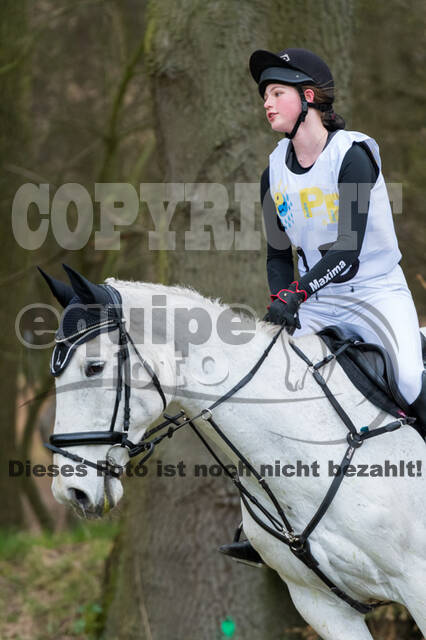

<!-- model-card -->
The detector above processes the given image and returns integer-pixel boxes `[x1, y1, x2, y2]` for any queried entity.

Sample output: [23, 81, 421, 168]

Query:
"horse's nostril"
[70, 487, 90, 508]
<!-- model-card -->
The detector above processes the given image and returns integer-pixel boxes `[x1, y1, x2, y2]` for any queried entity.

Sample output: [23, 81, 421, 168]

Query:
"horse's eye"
[85, 362, 105, 377]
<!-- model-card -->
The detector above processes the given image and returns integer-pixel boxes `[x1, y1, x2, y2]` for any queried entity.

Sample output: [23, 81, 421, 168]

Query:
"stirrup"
[218, 523, 266, 568]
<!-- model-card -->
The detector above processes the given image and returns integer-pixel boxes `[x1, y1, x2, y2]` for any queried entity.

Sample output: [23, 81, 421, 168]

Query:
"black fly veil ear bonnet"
[39, 264, 167, 478]
[39, 264, 123, 376]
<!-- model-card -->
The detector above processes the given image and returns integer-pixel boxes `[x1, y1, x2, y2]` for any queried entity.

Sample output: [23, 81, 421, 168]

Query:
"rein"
[45, 303, 414, 614]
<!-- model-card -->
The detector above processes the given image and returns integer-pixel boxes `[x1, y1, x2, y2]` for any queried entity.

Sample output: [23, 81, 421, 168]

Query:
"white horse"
[45, 272, 426, 640]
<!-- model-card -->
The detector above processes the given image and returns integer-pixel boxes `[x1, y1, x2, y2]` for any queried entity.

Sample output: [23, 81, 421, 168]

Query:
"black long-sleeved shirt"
[262, 131, 379, 296]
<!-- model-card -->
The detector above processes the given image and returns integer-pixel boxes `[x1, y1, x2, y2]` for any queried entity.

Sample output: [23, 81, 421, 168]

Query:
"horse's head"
[40, 265, 174, 517]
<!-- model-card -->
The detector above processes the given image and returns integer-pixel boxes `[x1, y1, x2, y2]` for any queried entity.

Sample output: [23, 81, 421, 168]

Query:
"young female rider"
[219, 47, 425, 567]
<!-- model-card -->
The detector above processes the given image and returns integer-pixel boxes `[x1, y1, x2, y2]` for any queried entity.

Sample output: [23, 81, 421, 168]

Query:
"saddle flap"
[318, 325, 411, 416]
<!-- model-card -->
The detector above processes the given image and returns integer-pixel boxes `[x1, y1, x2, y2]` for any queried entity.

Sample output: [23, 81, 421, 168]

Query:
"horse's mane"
[105, 277, 281, 338]
[106, 278, 225, 309]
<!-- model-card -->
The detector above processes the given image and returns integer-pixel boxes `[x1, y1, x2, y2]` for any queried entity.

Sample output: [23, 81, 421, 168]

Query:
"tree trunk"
[0, 0, 29, 530]
[101, 1, 354, 639]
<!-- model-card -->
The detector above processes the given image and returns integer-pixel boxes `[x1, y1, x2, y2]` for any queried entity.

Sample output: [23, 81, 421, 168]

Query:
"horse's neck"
[176, 319, 324, 428]
[164, 298, 331, 464]
[118, 282, 397, 530]
[118, 281, 372, 465]
[173, 305, 382, 477]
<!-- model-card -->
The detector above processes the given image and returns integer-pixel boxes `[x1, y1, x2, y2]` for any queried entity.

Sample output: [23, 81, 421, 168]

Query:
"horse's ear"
[62, 263, 111, 306]
[37, 266, 74, 308]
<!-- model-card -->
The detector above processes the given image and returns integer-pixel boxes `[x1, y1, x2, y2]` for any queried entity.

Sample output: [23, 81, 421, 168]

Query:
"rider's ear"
[37, 266, 74, 308]
[62, 263, 111, 306]
[303, 88, 315, 103]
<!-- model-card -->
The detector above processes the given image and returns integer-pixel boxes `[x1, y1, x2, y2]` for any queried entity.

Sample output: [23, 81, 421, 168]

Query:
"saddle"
[318, 326, 426, 418]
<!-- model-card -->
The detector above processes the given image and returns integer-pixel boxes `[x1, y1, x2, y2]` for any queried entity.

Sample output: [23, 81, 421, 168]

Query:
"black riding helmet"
[249, 48, 335, 139]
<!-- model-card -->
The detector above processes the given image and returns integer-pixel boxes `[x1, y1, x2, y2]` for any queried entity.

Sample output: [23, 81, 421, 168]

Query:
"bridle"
[45, 285, 167, 479]
[44, 285, 413, 615]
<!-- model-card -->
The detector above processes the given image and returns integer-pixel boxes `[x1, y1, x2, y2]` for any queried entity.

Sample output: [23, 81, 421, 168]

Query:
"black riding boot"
[409, 372, 426, 441]
[219, 540, 265, 567]
[218, 524, 266, 568]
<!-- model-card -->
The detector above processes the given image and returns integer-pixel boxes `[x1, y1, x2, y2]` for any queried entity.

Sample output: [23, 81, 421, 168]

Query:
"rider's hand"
[263, 282, 307, 329]
[264, 298, 301, 328]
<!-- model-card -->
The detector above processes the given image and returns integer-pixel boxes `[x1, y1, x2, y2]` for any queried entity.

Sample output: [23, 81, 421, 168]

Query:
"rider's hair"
[302, 85, 346, 132]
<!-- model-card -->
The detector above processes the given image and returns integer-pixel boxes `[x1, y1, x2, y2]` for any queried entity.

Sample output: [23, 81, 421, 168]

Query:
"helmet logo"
[280, 53, 290, 61]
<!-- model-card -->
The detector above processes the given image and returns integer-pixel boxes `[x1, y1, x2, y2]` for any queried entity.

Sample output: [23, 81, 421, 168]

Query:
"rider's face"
[263, 83, 301, 133]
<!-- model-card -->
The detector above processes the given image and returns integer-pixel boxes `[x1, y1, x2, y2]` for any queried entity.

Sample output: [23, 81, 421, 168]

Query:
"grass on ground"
[0, 520, 118, 640]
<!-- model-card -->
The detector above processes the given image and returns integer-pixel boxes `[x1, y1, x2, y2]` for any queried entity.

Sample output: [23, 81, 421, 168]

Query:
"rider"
[219, 47, 425, 567]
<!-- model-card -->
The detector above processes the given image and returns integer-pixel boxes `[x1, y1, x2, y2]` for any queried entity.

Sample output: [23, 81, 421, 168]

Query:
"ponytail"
[323, 107, 346, 132]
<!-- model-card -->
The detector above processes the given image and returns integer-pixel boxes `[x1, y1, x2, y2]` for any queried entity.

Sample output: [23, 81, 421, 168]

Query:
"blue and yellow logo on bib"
[274, 190, 295, 229]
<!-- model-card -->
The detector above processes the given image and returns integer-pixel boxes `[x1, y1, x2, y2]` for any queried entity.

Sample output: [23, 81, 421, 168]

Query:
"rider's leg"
[335, 268, 422, 405]
[286, 582, 374, 640]
[333, 267, 424, 435]
[295, 266, 424, 433]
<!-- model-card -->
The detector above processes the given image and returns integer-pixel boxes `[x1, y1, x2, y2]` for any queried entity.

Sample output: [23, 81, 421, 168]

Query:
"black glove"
[263, 282, 307, 330]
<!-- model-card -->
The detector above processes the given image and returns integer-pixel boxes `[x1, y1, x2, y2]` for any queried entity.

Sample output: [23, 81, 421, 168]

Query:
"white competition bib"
[269, 130, 401, 287]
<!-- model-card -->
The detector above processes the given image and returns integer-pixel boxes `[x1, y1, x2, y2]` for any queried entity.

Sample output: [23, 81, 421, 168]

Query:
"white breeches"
[294, 265, 423, 404]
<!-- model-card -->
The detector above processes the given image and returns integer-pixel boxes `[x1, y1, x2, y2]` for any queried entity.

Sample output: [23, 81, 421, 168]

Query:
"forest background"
[0, 1, 424, 639]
